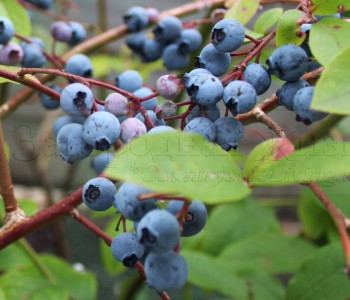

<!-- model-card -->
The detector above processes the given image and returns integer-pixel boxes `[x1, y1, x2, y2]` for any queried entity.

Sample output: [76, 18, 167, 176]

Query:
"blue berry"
[214, 117, 244, 151]
[60, 83, 94, 117]
[136, 209, 180, 253]
[114, 182, 157, 221]
[148, 125, 176, 134]
[267, 44, 308, 81]
[293, 86, 328, 125]
[126, 32, 147, 55]
[39, 84, 61, 109]
[243, 63, 271, 95]
[166, 200, 207, 237]
[65, 53, 93, 78]
[163, 43, 190, 70]
[111, 232, 145, 267]
[156, 74, 181, 100]
[24, 0, 54, 9]
[56, 123, 93, 163]
[0, 42, 23, 66]
[91, 152, 114, 174]
[0, 17, 15, 45]
[184, 117, 216, 142]
[195, 43, 231, 76]
[184, 72, 223, 106]
[82, 177, 116, 211]
[68, 22, 86, 46]
[135, 110, 165, 127]
[20, 37, 45, 50]
[104, 93, 129, 116]
[300, 23, 312, 33]
[188, 104, 220, 122]
[223, 80, 257, 115]
[116, 70, 143, 93]
[82, 111, 121, 151]
[50, 21, 72, 42]
[124, 6, 149, 32]
[177, 28, 203, 53]
[153, 16, 182, 43]
[120, 117, 147, 143]
[144, 251, 188, 291]
[21, 44, 46, 68]
[211, 18, 245, 52]
[52, 115, 73, 138]
[141, 38, 164, 62]
[133, 87, 158, 111]
[277, 79, 310, 111]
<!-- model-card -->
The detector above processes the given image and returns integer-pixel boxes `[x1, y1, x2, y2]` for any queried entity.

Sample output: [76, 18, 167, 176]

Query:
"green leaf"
[0, 287, 5, 300]
[0, 0, 31, 37]
[182, 249, 249, 299]
[0, 241, 35, 272]
[254, 8, 284, 34]
[0, 65, 39, 84]
[26, 284, 70, 300]
[105, 131, 251, 204]
[286, 244, 350, 300]
[312, 46, 350, 114]
[244, 138, 294, 181]
[19, 198, 39, 216]
[276, 10, 306, 46]
[224, 0, 260, 25]
[243, 28, 263, 42]
[249, 140, 350, 186]
[239, 270, 285, 300]
[40, 254, 97, 300]
[219, 233, 317, 274]
[310, 0, 350, 14]
[201, 198, 280, 255]
[310, 18, 350, 67]
[100, 217, 135, 275]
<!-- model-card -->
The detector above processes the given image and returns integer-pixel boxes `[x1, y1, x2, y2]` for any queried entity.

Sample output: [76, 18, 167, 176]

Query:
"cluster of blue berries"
[80, 177, 207, 292]
[24, 0, 54, 10]
[124, 6, 202, 70]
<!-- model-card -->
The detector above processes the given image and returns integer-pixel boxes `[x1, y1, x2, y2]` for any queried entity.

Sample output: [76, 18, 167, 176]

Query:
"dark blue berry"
[91, 153, 114, 174]
[243, 63, 271, 95]
[65, 53, 93, 78]
[163, 43, 189, 70]
[116, 70, 143, 93]
[39, 84, 61, 109]
[277, 79, 310, 111]
[21, 44, 46, 68]
[214, 117, 244, 151]
[153, 16, 182, 43]
[0, 17, 15, 45]
[124, 6, 149, 32]
[184, 117, 216, 142]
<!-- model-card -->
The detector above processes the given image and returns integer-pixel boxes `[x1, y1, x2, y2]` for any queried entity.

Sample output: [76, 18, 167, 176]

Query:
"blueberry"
[56, 123, 93, 163]
[0, 42, 23, 66]
[82, 111, 121, 151]
[141, 38, 164, 62]
[147, 125, 176, 134]
[293, 86, 328, 125]
[114, 182, 157, 221]
[133, 87, 158, 111]
[65, 53, 93, 78]
[136, 209, 180, 253]
[104, 93, 129, 116]
[153, 16, 182, 43]
[277, 79, 310, 111]
[50, 21, 73, 42]
[0, 17, 15, 45]
[156, 74, 181, 100]
[21, 43, 46, 68]
[184, 72, 223, 106]
[163, 43, 190, 70]
[39, 84, 61, 109]
[120, 117, 147, 143]
[20, 37, 45, 50]
[267, 44, 308, 81]
[176, 28, 203, 53]
[52, 115, 73, 138]
[243, 63, 271, 95]
[223, 80, 257, 115]
[195, 43, 231, 76]
[144, 251, 188, 291]
[110, 232, 145, 267]
[126, 32, 147, 55]
[300, 23, 312, 33]
[116, 70, 143, 93]
[184, 117, 216, 142]
[123, 6, 149, 32]
[82, 177, 116, 211]
[211, 18, 245, 52]
[214, 117, 244, 151]
[188, 104, 220, 122]
[60, 83, 94, 117]
[135, 110, 165, 127]
[166, 200, 207, 236]
[90, 152, 114, 174]
[67, 22, 86, 46]
[24, 0, 54, 9]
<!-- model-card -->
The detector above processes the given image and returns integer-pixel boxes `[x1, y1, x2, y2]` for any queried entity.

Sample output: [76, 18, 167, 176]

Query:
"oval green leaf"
[310, 18, 350, 67]
[276, 9, 306, 46]
[312, 46, 350, 114]
[105, 131, 251, 204]
[310, 0, 350, 14]
[225, 0, 260, 25]
[254, 8, 284, 34]
[249, 140, 350, 186]
[286, 244, 350, 300]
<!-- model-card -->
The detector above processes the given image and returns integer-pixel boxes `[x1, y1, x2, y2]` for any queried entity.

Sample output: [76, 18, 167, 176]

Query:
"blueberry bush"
[0, 0, 350, 299]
